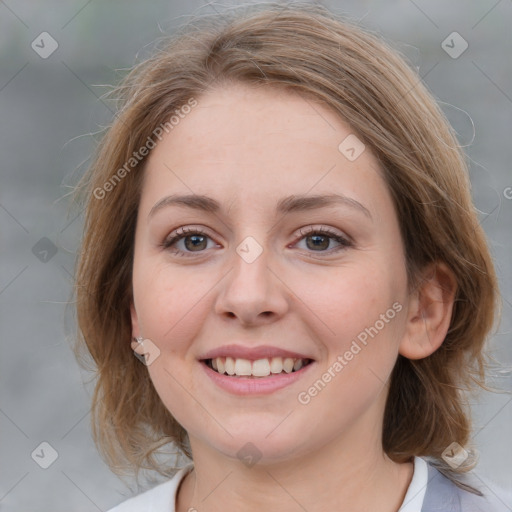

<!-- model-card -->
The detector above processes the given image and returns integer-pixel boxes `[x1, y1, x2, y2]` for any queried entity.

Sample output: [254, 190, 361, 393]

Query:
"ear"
[399, 262, 457, 360]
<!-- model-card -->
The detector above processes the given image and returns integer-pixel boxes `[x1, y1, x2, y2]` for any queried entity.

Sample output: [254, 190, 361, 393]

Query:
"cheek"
[132, 259, 214, 353]
[294, 268, 405, 423]
[295, 261, 404, 339]
[133, 264, 214, 426]
[291, 259, 407, 393]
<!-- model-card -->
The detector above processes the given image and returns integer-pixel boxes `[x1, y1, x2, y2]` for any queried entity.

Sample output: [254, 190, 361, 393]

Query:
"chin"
[188, 415, 315, 466]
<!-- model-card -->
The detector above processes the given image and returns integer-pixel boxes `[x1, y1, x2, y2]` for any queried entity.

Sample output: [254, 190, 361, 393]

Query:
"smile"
[200, 357, 315, 395]
[204, 357, 313, 378]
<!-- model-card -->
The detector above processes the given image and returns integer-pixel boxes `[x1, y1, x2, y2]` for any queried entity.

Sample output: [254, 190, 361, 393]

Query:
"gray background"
[1, 0, 511, 510]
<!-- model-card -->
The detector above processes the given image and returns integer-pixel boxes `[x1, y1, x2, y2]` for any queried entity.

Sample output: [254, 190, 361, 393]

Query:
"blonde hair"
[73, 2, 499, 487]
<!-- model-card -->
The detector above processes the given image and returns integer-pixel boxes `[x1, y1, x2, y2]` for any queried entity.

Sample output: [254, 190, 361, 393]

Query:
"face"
[131, 83, 411, 464]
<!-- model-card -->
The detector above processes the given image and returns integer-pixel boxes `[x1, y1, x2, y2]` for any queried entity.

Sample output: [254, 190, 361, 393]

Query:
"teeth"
[210, 356, 309, 377]
[234, 358, 252, 376]
[270, 357, 283, 374]
[283, 358, 294, 373]
[252, 359, 270, 377]
[225, 357, 235, 376]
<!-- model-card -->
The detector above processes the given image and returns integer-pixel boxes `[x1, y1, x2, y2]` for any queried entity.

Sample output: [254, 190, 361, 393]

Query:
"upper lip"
[200, 344, 314, 361]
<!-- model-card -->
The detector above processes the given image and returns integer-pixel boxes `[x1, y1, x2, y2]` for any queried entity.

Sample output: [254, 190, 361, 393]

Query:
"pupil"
[185, 235, 207, 251]
[307, 235, 329, 251]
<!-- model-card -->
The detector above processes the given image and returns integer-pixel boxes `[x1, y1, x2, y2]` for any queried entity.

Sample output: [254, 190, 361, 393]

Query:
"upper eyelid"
[166, 224, 348, 240]
[163, 225, 351, 251]
[297, 225, 350, 238]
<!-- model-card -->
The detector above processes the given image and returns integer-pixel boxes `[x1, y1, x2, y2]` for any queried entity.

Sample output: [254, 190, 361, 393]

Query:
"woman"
[74, 3, 501, 511]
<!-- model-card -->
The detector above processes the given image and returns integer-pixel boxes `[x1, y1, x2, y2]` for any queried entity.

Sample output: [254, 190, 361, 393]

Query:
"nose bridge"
[215, 235, 288, 324]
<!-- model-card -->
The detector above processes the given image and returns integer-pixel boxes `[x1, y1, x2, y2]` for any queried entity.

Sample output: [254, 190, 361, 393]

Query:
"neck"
[177, 428, 413, 512]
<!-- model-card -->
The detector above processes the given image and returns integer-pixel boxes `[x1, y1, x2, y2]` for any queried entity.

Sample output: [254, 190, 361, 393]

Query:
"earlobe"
[399, 262, 457, 360]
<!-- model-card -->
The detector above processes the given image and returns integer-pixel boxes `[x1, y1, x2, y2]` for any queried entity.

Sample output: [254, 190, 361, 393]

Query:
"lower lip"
[201, 361, 315, 395]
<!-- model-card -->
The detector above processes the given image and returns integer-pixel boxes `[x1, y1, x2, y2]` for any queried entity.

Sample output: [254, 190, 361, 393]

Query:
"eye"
[294, 226, 352, 253]
[161, 227, 218, 257]
[161, 225, 352, 258]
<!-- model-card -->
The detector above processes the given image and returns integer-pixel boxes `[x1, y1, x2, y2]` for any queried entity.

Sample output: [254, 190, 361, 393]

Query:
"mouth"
[202, 356, 314, 378]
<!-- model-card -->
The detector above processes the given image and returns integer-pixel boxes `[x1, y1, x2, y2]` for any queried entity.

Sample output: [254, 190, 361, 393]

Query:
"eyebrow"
[148, 193, 372, 220]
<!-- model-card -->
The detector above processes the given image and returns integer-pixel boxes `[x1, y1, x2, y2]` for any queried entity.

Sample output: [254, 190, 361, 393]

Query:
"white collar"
[399, 457, 429, 512]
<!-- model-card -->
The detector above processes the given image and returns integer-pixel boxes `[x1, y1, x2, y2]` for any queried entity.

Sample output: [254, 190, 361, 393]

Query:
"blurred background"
[1, 0, 511, 510]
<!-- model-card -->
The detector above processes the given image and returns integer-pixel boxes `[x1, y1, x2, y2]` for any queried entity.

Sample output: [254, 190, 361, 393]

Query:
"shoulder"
[422, 463, 507, 512]
[106, 465, 193, 512]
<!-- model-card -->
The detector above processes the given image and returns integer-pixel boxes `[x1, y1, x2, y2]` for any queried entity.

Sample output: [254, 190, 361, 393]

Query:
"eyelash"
[161, 226, 352, 258]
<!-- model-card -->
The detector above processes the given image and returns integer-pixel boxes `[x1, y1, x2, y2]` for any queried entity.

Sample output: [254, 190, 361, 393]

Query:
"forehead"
[141, 83, 390, 219]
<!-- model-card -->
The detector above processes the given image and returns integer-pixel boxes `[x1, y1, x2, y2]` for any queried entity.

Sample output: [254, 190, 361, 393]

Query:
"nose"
[214, 247, 289, 327]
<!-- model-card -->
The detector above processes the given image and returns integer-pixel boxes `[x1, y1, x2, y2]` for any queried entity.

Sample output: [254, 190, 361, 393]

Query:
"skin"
[130, 83, 456, 511]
